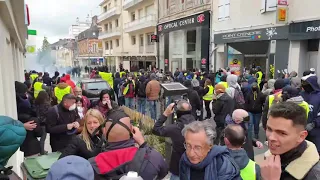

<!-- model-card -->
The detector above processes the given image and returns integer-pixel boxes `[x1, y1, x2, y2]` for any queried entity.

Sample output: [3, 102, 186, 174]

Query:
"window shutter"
[218, 0, 225, 20]
[266, 0, 277, 12]
[261, 0, 266, 13]
[224, 0, 230, 18]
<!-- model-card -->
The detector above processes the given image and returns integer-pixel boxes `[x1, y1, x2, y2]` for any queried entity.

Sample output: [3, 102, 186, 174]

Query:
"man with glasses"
[179, 120, 241, 180]
[152, 100, 196, 180]
[73, 87, 90, 110]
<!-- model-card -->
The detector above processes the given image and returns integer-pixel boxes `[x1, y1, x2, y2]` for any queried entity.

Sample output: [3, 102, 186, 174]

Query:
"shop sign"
[214, 25, 289, 44]
[229, 59, 241, 76]
[289, 20, 320, 40]
[157, 11, 210, 34]
[278, 0, 288, 5]
[150, 34, 158, 42]
[165, 59, 169, 66]
[277, 7, 287, 22]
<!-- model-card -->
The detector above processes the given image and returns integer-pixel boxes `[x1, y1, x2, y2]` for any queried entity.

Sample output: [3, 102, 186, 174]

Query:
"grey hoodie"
[228, 149, 261, 180]
[226, 74, 241, 98]
[262, 79, 276, 95]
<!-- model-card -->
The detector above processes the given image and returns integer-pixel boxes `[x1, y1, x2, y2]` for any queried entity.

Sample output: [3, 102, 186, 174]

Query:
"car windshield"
[85, 82, 109, 90]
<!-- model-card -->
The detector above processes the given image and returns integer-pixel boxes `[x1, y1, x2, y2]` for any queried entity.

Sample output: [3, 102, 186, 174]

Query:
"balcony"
[123, 0, 145, 10]
[162, 0, 211, 17]
[98, 28, 121, 39]
[124, 14, 157, 33]
[97, 6, 121, 23]
[146, 45, 155, 53]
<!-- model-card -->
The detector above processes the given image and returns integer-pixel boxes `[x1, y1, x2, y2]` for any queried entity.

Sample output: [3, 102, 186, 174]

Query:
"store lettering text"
[306, 26, 320, 32]
[222, 31, 262, 39]
[163, 18, 195, 30]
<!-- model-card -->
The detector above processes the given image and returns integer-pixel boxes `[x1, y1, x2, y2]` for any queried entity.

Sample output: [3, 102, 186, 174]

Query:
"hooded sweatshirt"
[261, 79, 276, 95]
[226, 74, 241, 99]
[180, 145, 241, 180]
[65, 74, 75, 89]
[245, 83, 265, 113]
[228, 149, 261, 180]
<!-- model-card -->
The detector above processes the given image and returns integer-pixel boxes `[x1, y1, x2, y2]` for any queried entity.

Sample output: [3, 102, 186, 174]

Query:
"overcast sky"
[26, 0, 101, 47]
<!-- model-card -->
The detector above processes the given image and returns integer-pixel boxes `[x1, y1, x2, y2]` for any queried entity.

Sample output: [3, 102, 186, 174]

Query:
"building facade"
[76, 16, 104, 68]
[51, 39, 77, 68]
[157, 0, 211, 72]
[212, 0, 320, 77]
[0, 0, 28, 176]
[68, 17, 92, 39]
[97, 0, 157, 72]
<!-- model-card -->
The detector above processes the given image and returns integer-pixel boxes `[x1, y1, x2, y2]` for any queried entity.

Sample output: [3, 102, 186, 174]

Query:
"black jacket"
[212, 93, 235, 127]
[152, 114, 196, 176]
[194, 86, 204, 106]
[43, 76, 52, 86]
[46, 104, 80, 152]
[59, 134, 103, 160]
[135, 77, 147, 98]
[245, 89, 266, 113]
[16, 96, 42, 156]
[186, 89, 201, 118]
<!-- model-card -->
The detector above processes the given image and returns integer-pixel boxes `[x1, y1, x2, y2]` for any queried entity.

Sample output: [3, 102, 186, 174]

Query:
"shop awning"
[228, 41, 269, 55]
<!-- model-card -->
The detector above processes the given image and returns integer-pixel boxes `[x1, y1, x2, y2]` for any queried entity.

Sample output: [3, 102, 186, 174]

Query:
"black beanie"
[183, 80, 192, 88]
[274, 79, 285, 90]
[15, 81, 28, 94]
[107, 109, 129, 121]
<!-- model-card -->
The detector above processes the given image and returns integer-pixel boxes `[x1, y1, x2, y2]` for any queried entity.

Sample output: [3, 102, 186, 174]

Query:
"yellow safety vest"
[120, 71, 126, 78]
[99, 72, 114, 89]
[269, 95, 309, 118]
[240, 159, 256, 180]
[30, 74, 38, 82]
[200, 76, 204, 80]
[184, 73, 187, 76]
[203, 85, 214, 101]
[256, 71, 263, 88]
[219, 81, 228, 89]
[54, 86, 71, 103]
[34, 82, 44, 98]
[123, 80, 135, 95]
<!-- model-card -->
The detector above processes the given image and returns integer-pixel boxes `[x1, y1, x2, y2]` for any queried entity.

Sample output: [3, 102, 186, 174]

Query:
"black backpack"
[137, 81, 146, 97]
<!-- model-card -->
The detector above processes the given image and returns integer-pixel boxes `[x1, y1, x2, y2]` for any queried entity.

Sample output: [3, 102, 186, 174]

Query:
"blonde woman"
[60, 109, 105, 159]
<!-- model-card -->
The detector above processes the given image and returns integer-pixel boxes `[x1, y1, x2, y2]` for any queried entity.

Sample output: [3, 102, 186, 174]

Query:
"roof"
[77, 26, 99, 41]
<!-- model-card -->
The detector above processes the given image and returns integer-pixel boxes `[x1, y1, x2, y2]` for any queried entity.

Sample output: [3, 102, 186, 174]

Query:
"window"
[139, 34, 144, 46]
[146, 5, 154, 15]
[109, 23, 112, 30]
[104, 24, 108, 31]
[167, 0, 169, 9]
[147, 33, 154, 45]
[108, 3, 111, 8]
[131, 12, 136, 21]
[116, 39, 119, 47]
[115, 19, 119, 27]
[182, 0, 184, 3]
[114, 0, 117, 6]
[131, 35, 136, 45]
[261, 0, 277, 13]
[104, 6, 107, 12]
[92, 44, 97, 52]
[186, 30, 196, 52]
[105, 42, 109, 50]
[218, 0, 230, 21]
[110, 40, 113, 49]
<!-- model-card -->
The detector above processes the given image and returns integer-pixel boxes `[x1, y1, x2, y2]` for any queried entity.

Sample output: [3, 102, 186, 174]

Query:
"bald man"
[89, 111, 168, 180]
[224, 124, 261, 180]
[73, 87, 90, 110]
[152, 100, 196, 178]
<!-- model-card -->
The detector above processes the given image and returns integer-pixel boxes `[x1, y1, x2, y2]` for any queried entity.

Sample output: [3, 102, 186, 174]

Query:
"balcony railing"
[162, 0, 211, 17]
[97, 6, 121, 23]
[98, 27, 121, 39]
[124, 14, 157, 33]
[123, 0, 144, 10]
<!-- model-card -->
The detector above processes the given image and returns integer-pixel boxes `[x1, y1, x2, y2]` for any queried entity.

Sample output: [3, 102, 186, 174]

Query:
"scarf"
[280, 141, 307, 170]
[180, 146, 240, 180]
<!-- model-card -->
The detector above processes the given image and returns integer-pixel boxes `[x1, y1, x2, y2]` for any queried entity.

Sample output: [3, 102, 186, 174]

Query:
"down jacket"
[0, 116, 26, 168]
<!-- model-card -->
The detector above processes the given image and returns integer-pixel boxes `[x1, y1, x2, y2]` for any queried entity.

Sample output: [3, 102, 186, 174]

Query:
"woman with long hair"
[59, 109, 105, 159]
[92, 90, 119, 117]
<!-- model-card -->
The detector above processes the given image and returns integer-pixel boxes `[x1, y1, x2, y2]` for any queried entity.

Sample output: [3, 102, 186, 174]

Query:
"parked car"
[77, 78, 116, 103]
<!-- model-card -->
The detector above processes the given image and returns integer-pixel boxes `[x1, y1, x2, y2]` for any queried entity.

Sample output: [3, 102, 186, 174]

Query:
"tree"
[41, 36, 50, 51]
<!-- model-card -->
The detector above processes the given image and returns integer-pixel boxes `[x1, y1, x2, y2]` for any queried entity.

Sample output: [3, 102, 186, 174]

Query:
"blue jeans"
[249, 112, 262, 137]
[137, 97, 146, 115]
[148, 100, 157, 120]
[170, 174, 180, 180]
[125, 97, 134, 109]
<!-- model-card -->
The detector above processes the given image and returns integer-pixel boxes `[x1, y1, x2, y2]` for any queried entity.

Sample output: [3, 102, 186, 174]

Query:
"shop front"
[288, 20, 320, 76]
[214, 25, 289, 77]
[157, 11, 210, 72]
[121, 56, 156, 72]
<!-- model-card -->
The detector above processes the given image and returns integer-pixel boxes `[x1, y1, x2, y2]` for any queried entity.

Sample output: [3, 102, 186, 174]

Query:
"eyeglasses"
[183, 143, 203, 155]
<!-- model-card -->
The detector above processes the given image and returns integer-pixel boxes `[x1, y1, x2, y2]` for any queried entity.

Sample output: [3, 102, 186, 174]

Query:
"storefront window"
[159, 34, 165, 71]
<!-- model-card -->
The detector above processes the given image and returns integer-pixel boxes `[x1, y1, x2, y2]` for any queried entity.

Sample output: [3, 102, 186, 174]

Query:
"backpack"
[233, 87, 245, 109]
[22, 152, 61, 179]
[137, 81, 146, 97]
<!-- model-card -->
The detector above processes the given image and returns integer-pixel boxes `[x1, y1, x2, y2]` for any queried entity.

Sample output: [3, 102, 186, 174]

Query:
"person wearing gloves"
[92, 90, 119, 117]
[301, 74, 320, 153]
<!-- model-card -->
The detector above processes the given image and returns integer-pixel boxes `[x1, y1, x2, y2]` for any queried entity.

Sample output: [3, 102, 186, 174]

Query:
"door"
[171, 59, 182, 72]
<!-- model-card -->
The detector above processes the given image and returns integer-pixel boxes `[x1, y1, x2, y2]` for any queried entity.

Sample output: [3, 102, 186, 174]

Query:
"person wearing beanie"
[46, 155, 94, 180]
[291, 77, 302, 91]
[212, 83, 235, 144]
[262, 79, 285, 130]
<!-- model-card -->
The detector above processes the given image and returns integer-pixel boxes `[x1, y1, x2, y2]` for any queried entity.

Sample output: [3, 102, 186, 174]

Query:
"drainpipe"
[156, 0, 160, 70]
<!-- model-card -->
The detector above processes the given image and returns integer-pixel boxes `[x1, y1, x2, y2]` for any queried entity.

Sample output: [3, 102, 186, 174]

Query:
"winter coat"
[89, 139, 168, 180]
[245, 84, 266, 113]
[16, 95, 42, 156]
[64, 74, 75, 89]
[265, 141, 320, 180]
[152, 114, 196, 176]
[261, 79, 276, 95]
[136, 76, 147, 98]
[228, 149, 261, 180]
[34, 103, 51, 126]
[186, 88, 201, 118]
[212, 93, 235, 127]
[301, 74, 320, 153]
[146, 80, 161, 100]
[0, 116, 26, 168]
[113, 73, 121, 96]
[194, 86, 204, 105]
[46, 104, 80, 152]
[43, 75, 52, 86]
[59, 134, 103, 160]
[92, 100, 119, 117]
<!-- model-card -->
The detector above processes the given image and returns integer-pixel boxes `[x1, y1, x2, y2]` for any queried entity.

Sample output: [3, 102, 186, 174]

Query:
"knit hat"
[14, 81, 28, 94]
[183, 80, 192, 88]
[214, 84, 226, 94]
[191, 79, 200, 87]
[232, 109, 249, 122]
[46, 155, 94, 180]
[274, 79, 285, 90]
